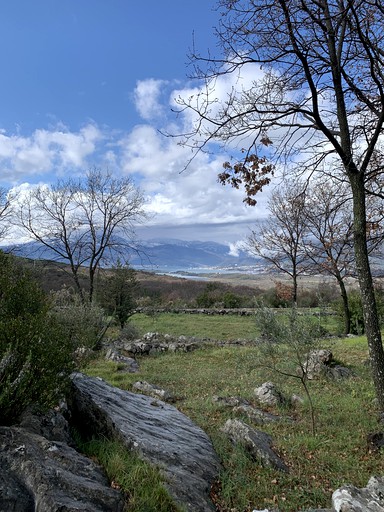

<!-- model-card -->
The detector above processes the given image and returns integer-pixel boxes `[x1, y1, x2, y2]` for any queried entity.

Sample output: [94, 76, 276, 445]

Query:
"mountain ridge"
[4, 238, 259, 271]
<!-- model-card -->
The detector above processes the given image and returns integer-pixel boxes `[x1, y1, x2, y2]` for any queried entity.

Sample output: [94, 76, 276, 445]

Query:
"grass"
[84, 313, 384, 512]
[77, 436, 183, 512]
[130, 311, 259, 340]
[130, 309, 341, 340]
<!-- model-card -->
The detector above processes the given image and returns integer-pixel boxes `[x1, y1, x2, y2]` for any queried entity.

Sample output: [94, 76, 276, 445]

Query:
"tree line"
[247, 175, 383, 335]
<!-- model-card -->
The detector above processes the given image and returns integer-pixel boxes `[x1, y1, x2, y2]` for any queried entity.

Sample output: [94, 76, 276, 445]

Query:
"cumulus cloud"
[0, 66, 278, 246]
[0, 123, 103, 184]
[134, 79, 167, 120]
[118, 120, 271, 242]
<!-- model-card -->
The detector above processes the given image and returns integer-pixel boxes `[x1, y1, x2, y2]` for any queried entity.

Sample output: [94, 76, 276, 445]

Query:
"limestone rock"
[0, 426, 124, 512]
[18, 406, 72, 445]
[305, 349, 333, 379]
[332, 475, 384, 511]
[304, 350, 353, 380]
[221, 419, 288, 472]
[233, 404, 283, 425]
[254, 382, 289, 407]
[212, 395, 250, 407]
[326, 365, 354, 380]
[70, 373, 221, 512]
[132, 380, 176, 402]
[105, 348, 139, 372]
[212, 395, 284, 424]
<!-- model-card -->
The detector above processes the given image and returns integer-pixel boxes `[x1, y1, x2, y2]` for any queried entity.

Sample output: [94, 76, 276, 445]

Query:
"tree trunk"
[292, 262, 298, 306]
[88, 267, 95, 304]
[70, 266, 85, 304]
[349, 172, 384, 413]
[335, 273, 351, 335]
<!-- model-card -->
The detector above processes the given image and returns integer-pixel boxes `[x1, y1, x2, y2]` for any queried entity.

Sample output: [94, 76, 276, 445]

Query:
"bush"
[334, 288, 384, 335]
[97, 262, 137, 328]
[0, 253, 74, 425]
[259, 287, 288, 308]
[196, 283, 221, 308]
[50, 287, 108, 350]
[120, 322, 140, 341]
[222, 291, 243, 308]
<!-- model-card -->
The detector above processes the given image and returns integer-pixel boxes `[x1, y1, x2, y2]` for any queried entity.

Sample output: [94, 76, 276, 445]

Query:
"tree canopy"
[17, 169, 146, 303]
[175, 0, 384, 412]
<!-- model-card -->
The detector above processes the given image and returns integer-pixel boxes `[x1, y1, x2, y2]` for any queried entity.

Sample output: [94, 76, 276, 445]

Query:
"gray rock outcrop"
[213, 395, 284, 424]
[233, 404, 283, 425]
[132, 380, 177, 402]
[332, 475, 384, 511]
[0, 425, 124, 512]
[254, 382, 290, 407]
[305, 349, 333, 379]
[70, 372, 221, 512]
[304, 349, 353, 380]
[105, 347, 140, 372]
[221, 418, 288, 472]
[212, 395, 250, 407]
[18, 406, 72, 445]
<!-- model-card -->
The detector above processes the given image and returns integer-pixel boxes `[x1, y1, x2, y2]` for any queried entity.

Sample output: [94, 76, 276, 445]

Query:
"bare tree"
[17, 169, 146, 303]
[176, 0, 384, 412]
[0, 187, 13, 242]
[302, 179, 355, 334]
[247, 180, 309, 305]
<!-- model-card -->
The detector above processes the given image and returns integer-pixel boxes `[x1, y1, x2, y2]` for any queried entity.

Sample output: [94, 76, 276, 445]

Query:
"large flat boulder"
[70, 373, 221, 512]
[0, 426, 124, 512]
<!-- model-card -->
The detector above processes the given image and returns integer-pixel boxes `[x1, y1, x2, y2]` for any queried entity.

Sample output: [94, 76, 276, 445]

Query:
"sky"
[0, 0, 271, 249]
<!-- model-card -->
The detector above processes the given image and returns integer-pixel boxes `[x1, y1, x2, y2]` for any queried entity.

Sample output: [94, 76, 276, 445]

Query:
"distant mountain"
[4, 238, 260, 271]
[130, 239, 258, 270]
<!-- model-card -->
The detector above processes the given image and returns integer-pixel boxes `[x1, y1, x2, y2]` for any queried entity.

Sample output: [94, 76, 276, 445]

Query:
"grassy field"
[84, 313, 384, 512]
[129, 308, 341, 340]
[130, 311, 261, 340]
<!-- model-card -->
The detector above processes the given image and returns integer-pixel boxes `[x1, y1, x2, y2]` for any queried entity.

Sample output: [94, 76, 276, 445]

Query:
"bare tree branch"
[16, 169, 147, 303]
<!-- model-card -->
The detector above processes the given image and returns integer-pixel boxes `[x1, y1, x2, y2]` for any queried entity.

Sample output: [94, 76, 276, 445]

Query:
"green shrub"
[120, 322, 140, 340]
[222, 291, 243, 308]
[0, 252, 74, 425]
[195, 283, 219, 308]
[97, 261, 137, 328]
[334, 289, 384, 335]
[259, 286, 288, 308]
[50, 287, 108, 350]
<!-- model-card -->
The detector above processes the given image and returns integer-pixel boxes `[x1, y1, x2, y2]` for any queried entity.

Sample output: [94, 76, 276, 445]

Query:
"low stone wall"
[135, 307, 336, 317]
[109, 332, 252, 357]
[136, 307, 256, 315]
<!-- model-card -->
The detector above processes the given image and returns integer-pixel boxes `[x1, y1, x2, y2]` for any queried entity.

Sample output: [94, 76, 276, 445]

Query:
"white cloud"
[0, 123, 103, 184]
[0, 67, 279, 246]
[170, 62, 268, 151]
[118, 121, 271, 242]
[134, 79, 167, 120]
[227, 240, 247, 257]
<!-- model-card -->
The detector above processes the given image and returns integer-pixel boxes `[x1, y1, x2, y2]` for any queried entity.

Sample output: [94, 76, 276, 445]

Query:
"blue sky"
[0, 1, 270, 248]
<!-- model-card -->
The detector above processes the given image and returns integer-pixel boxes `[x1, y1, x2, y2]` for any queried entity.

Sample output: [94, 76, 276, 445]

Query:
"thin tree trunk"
[292, 266, 298, 306]
[70, 267, 85, 304]
[335, 273, 351, 335]
[350, 172, 384, 413]
[88, 267, 95, 303]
